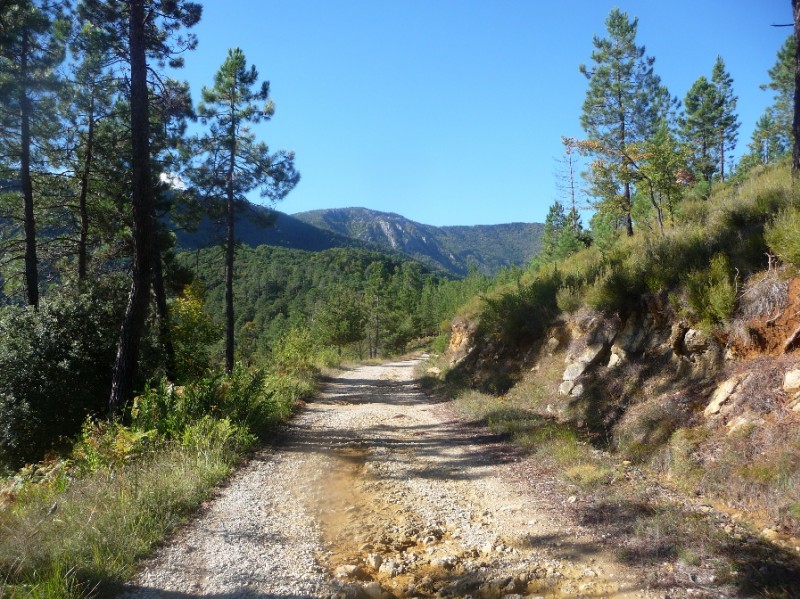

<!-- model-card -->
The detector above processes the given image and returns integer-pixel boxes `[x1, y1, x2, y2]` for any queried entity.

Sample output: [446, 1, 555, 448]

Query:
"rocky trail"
[120, 357, 698, 599]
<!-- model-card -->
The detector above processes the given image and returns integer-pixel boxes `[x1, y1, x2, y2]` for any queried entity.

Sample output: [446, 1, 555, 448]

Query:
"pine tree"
[710, 56, 739, 181]
[64, 18, 118, 280]
[191, 48, 299, 373]
[79, 0, 202, 415]
[579, 8, 675, 237]
[0, 0, 69, 307]
[764, 35, 795, 146]
[540, 201, 566, 262]
[679, 75, 720, 183]
[737, 35, 795, 176]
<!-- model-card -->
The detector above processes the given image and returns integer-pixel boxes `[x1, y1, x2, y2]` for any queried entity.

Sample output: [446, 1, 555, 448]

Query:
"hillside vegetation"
[424, 161, 800, 594]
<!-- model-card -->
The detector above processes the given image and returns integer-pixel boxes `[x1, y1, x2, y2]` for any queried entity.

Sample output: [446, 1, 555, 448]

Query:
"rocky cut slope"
[445, 267, 800, 562]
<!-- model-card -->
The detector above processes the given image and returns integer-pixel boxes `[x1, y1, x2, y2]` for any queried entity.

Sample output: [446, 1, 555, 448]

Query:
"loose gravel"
[120, 357, 665, 598]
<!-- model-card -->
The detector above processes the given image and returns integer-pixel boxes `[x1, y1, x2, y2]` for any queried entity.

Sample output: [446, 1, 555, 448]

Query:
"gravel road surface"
[120, 357, 664, 598]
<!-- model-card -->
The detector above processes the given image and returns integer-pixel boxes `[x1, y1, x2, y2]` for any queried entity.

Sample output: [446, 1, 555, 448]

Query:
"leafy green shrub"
[219, 365, 271, 432]
[683, 253, 737, 326]
[431, 332, 450, 354]
[765, 207, 800, 268]
[477, 272, 560, 346]
[272, 327, 318, 376]
[72, 419, 153, 472]
[556, 285, 582, 314]
[131, 378, 212, 438]
[169, 281, 220, 382]
[0, 280, 126, 468]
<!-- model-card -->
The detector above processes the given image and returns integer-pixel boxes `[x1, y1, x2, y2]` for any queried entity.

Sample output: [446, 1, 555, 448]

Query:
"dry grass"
[0, 444, 237, 598]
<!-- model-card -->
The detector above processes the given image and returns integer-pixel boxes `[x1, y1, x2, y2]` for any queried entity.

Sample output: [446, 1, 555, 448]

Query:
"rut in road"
[122, 357, 661, 599]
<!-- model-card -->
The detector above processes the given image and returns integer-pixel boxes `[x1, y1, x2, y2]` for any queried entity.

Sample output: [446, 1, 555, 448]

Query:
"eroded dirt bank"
[122, 357, 687, 598]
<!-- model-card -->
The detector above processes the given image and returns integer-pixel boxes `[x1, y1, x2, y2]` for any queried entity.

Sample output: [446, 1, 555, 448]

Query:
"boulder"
[361, 582, 384, 599]
[562, 361, 588, 382]
[704, 376, 740, 417]
[783, 368, 800, 392]
[562, 344, 605, 381]
[684, 329, 708, 353]
[607, 345, 626, 368]
[615, 315, 648, 354]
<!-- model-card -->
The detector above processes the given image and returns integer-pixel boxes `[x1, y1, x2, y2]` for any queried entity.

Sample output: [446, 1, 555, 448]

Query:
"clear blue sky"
[176, 0, 792, 226]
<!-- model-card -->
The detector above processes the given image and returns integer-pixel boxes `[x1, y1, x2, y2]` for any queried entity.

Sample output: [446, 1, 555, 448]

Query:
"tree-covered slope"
[173, 204, 378, 253]
[292, 207, 543, 276]
[181, 244, 448, 358]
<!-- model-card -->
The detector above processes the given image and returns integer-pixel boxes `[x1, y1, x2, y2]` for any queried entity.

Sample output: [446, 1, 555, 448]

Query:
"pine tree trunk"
[225, 194, 235, 373]
[78, 92, 95, 281]
[109, 0, 154, 416]
[623, 180, 633, 236]
[152, 246, 176, 380]
[20, 29, 38, 308]
[225, 135, 236, 374]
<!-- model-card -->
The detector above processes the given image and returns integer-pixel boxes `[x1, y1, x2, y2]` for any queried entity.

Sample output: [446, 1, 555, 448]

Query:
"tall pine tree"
[78, 0, 202, 415]
[0, 0, 68, 307]
[679, 75, 720, 183]
[710, 56, 739, 181]
[579, 8, 674, 236]
[191, 48, 299, 373]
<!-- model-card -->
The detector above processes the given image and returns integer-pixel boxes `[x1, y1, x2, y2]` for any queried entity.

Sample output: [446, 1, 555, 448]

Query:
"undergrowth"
[0, 352, 318, 598]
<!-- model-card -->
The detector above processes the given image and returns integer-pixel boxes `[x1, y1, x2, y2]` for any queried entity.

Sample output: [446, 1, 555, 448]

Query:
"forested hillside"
[182, 245, 494, 359]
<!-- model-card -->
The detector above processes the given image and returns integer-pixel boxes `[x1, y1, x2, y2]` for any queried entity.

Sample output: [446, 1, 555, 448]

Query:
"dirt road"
[122, 357, 664, 598]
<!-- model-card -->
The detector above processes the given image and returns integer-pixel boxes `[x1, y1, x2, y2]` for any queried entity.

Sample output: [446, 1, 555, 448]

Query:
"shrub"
[181, 416, 255, 459]
[477, 271, 560, 346]
[683, 253, 737, 327]
[272, 327, 318, 376]
[131, 377, 222, 439]
[72, 419, 153, 473]
[556, 285, 582, 314]
[765, 207, 800, 268]
[0, 280, 126, 468]
[169, 281, 220, 382]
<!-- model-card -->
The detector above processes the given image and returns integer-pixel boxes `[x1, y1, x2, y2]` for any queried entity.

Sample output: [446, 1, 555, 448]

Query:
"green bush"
[131, 377, 223, 439]
[169, 281, 220, 382]
[765, 207, 800, 268]
[683, 253, 737, 327]
[72, 419, 153, 473]
[272, 327, 318, 376]
[0, 280, 126, 468]
[477, 272, 560, 346]
[555, 285, 582, 314]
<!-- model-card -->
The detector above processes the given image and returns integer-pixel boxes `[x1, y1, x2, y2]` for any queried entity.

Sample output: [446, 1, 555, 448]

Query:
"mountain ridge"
[291, 207, 543, 276]
[175, 205, 543, 277]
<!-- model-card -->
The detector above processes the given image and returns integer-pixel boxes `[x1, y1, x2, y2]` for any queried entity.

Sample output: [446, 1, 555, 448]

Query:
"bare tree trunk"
[20, 29, 38, 308]
[152, 245, 176, 380]
[78, 92, 95, 281]
[225, 133, 236, 374]
[109, 0, 154, 416]
[623, 179, 634, 236]
[793, 0, 800, 177]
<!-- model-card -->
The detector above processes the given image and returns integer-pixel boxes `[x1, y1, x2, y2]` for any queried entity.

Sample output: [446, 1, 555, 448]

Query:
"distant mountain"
[292, 208, 543, 276]
[176, 205, 543, 277]
[174, 205, 377, 253]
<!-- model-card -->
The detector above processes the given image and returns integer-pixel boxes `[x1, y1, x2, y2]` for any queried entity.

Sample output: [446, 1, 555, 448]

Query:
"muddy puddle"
[305, 441, 635, 599]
